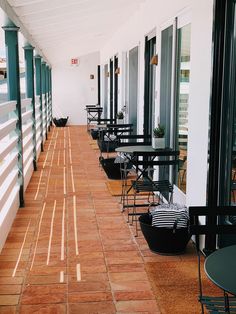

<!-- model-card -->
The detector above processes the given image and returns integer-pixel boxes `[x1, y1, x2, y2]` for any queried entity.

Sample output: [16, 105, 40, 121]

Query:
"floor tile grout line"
[61, 197, 66, 261]
[12, 220, 31, 278]
[16, 129, 56, 313]
[34, 169, 43, 200]
[46, 199, 57, 266]
[29, 202, 47, 271]
[73, 195, 79, 256]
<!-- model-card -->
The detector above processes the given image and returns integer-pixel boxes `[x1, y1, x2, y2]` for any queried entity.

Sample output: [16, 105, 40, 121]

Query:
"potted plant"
[152, 124, 165, 149]
[116, 111, 124, 124]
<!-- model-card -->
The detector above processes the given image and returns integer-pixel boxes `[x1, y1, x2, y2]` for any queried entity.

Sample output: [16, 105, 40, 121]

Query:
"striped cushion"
[104, 134, 117, 141]
[151, 204, 189, 229]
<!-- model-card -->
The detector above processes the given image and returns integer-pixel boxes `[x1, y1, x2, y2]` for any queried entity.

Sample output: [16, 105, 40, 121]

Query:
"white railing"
[0, 92, 50, 252]
[21, 98, 34, 190]
[46, 93, 50, 125]
[0, 100, 19, 247]
[0, 89, 51, 250]
[42, 94, 47, 142]
[35, 95, 42, 159]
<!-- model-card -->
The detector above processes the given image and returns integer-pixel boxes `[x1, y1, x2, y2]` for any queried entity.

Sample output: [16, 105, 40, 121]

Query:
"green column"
[24, 44, 37, 171]
[3, 24, 24, 207]
[41, 61, 48, 140]
[34, 55, 44, 152]
[49, 67, 52, 126]
[45, 64, 50, 131]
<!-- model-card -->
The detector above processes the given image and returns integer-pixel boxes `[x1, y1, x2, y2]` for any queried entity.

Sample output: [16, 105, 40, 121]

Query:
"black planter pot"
[100, 157, 124, 179]
[139, 213, 190, 255]
[97, 140, 118, 152]
[91, 129, 99, 140]
[100, 157, 121, 179]
[53, 117, 68, 127]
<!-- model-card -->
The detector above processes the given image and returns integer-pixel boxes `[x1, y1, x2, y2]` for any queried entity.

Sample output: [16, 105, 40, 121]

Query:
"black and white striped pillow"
[151, 205, 189, 229]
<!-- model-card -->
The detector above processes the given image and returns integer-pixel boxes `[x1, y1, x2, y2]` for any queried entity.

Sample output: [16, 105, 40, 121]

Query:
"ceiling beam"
[0, 0, 51, 65]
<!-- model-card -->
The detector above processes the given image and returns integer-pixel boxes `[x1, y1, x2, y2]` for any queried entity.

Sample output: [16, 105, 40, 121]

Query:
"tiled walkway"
[0, 126, 219, 313]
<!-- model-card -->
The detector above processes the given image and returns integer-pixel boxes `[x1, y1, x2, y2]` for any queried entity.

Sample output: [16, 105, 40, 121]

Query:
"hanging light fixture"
[150, 54, 158, 65]
[115, 67, 120, 75]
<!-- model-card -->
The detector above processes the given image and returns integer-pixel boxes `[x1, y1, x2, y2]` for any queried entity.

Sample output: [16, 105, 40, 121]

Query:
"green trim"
[24, 44, 37, 171]
[3, 23, 24, 207]
[34, 55, 44, 152]
[41, 61, 48, 139]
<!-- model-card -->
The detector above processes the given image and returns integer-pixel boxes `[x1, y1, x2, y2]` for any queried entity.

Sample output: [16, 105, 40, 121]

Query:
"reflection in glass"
[176, 24, 191, 193]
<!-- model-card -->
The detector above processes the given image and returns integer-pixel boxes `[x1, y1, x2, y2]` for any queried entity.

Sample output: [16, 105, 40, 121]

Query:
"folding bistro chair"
[189, 206, 236, 313]
[115, 134, 151, 209]
[127, 150, 179, 235]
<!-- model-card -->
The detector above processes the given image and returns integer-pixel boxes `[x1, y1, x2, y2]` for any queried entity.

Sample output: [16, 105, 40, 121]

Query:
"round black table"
[204, 244, 236, 295]
[116, 145, 168, 154]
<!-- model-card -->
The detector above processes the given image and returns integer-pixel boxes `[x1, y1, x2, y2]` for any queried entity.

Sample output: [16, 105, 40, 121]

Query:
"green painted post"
[41, 61, 48, 140]
[24, 44, 37, 171]
[46, 64, 50, 131]
[35, 55, 44, 152]
[49, 67, 53, 126]
[3, 24, 24, 207]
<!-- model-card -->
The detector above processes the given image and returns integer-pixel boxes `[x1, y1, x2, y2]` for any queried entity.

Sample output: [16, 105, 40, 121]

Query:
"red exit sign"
[71, 58, 79, 66]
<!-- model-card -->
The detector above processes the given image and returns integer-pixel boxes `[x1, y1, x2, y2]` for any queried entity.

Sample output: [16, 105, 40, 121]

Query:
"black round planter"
[91, 129, 99, 140]
[97, 140, 118, 153]
[53, 117, 68, 127]
[139, 213, 190, 255]
[100, 157, 123, 179]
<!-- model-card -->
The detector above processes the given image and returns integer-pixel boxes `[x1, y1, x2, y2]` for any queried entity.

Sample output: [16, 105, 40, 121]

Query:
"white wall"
[186, 0, 213, 206]
[99, 0, 214, 206]
[52, 51, 99, 125]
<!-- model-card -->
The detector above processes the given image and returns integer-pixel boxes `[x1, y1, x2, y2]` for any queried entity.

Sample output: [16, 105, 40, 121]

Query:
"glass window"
[160, 25, 173, 148]
[176, 24, 191, 193]
[144, 36, 156, 136]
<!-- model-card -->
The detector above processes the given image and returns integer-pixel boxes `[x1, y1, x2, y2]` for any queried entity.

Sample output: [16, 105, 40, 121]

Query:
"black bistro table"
[204, 244, 236, 296]
[115, 145, 178, 210]
[115, 145, 173, 182]
[115, 145, 174, 174]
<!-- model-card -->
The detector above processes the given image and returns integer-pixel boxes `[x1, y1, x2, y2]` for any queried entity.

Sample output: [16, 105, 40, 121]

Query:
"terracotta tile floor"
[0, 126, 221, 313]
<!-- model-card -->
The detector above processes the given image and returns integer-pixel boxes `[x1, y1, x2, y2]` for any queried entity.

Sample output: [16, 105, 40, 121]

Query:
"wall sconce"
[150, 54, 158, 65]
[90, 74, 94, 79]
[115, 67, 120, 75]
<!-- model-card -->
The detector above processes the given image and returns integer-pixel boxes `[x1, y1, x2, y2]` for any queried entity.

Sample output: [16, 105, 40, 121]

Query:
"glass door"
[103, 64, 108, 119]
[114, 55, 118, 120]
[144, 35, 156, 136]
[206, 0, 236, 249]
[175, 23, 191, 193]
[160, 25, 173, 148]
[109, 58, 114, 121]
[128, 46, 139, 134]
[218, 0, 236, 246]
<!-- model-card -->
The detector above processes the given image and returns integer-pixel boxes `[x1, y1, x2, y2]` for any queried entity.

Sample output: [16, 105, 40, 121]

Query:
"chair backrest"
[189, 206, 236, 250]
[133, 150, 180, 167]
[104, 125, 133, 137]
[116, 134, 151, 146]
[189, 206, 236, 235]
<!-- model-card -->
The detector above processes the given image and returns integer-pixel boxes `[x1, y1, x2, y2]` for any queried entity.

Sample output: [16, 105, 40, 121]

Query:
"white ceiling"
[6, 0, 145, 64]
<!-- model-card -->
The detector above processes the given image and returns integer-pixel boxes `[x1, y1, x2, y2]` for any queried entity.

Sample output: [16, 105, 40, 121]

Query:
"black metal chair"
[115, 134, 152, 208]
[127, 150, 179, 235]
[98, 124, 133, 155]
[189, 206, 236, 313]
